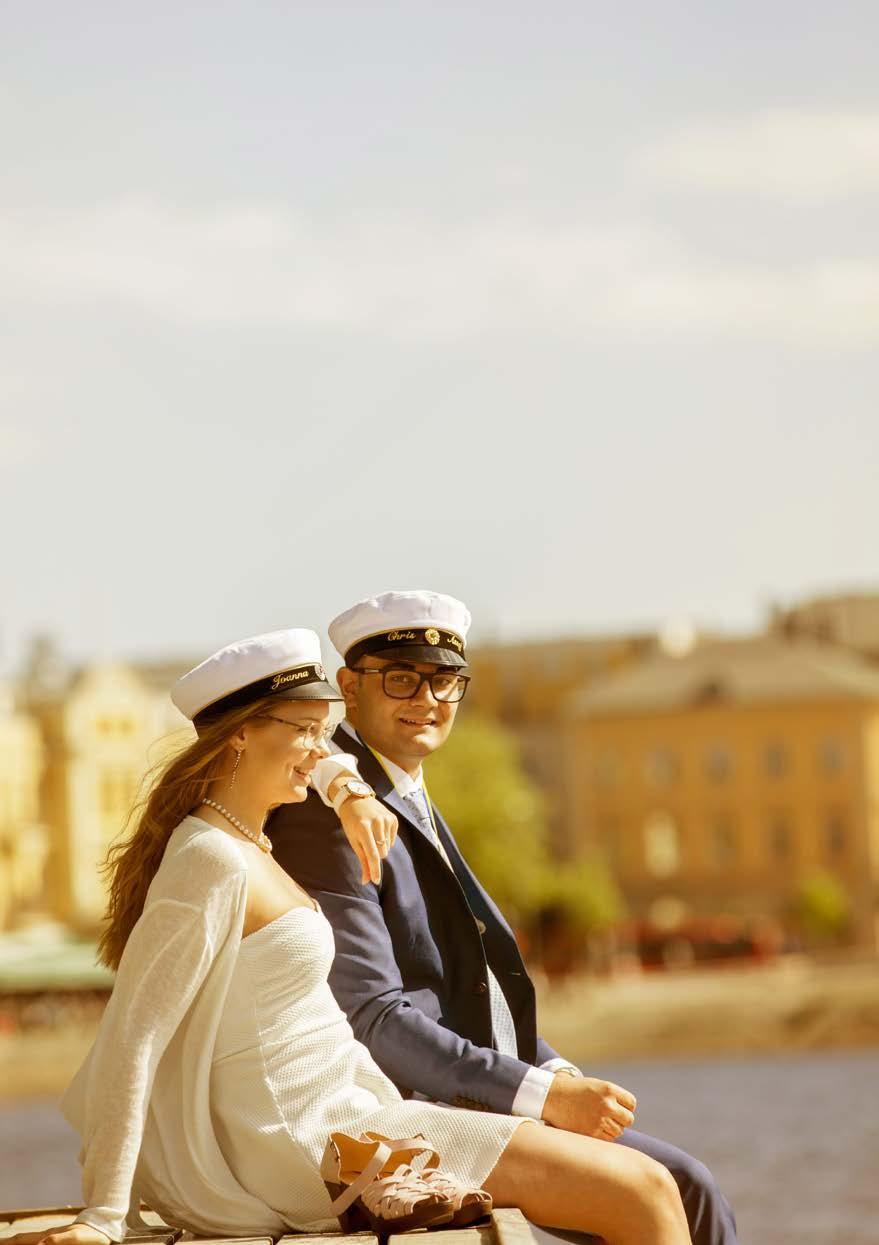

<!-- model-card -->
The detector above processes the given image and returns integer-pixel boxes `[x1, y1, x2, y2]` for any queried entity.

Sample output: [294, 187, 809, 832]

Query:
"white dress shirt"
[339, 721, 579, 1120]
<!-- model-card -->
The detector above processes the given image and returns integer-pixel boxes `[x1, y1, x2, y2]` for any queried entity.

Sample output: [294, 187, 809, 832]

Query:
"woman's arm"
[310, 750, 398, 884]
[66, 898, 226, 1241]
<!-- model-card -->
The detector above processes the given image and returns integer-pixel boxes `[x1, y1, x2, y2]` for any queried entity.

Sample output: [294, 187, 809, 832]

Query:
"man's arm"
[269, 797, 537, 1115]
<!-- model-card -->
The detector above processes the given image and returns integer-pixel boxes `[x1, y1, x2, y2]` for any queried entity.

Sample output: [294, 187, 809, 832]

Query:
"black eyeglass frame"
[349, 666, 471, 703]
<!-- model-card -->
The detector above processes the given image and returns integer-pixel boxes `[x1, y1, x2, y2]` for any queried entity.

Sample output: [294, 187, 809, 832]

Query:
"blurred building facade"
[771, 592, 879, 662]
[564, 636, 879, 951]
[0, 682, 47, 929]
[4, 641, 189, 933]
[3, 588, 879, 950]
[464, 633, 656, 850]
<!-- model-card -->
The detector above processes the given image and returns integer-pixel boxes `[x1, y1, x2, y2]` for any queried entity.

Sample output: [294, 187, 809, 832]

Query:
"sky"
[1, 1, 878, 674]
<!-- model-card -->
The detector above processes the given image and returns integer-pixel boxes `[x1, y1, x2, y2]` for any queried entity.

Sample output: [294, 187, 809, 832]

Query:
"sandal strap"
[330, 1140, 392, 1214]
[361, 1164, 445, 1218]
[358, 1131, 440, 1171]
[421, 1168, 490, 1209]
[329, 1136, 440, 1215]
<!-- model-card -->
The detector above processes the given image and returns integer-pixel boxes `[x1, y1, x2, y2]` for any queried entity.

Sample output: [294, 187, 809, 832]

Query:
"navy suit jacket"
[266, 729, 562, 1114]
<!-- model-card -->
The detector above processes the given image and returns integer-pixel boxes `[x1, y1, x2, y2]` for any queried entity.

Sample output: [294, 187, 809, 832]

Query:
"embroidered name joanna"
[271, 669, 311, 691]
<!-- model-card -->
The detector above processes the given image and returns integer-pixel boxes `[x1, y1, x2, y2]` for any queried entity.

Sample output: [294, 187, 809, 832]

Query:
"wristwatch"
[331, 778, 375, 815]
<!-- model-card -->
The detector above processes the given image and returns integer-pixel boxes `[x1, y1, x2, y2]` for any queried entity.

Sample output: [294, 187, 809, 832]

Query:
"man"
[268, 590, 737, 1245]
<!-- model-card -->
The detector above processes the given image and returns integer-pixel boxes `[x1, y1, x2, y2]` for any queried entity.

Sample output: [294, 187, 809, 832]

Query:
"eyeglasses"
[350, 667, 470, 703]
[256, 714, 337, 748]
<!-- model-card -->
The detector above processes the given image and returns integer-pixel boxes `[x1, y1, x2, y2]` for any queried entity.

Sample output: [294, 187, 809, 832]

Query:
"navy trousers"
[528, 1127, 738, 1245]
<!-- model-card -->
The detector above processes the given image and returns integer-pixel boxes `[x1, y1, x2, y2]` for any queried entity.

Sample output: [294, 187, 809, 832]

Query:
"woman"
[11, 629, 689, 1245]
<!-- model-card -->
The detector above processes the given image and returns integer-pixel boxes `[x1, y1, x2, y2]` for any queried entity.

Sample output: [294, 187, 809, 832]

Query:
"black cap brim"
[274, 679, 343, 701]
[373, 645, 468, 669]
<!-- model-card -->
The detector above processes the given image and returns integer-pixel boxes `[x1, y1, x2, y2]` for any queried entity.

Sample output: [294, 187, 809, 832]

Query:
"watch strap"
[331, 779, 374, 815]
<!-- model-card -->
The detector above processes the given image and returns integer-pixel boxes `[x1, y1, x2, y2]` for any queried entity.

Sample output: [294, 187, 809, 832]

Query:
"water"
[2, 1050, 876, 1244]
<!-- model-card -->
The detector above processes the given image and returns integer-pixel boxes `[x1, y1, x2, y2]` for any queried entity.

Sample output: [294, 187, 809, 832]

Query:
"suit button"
[473, 980, 488, 996]
[475, 919, 487, 935]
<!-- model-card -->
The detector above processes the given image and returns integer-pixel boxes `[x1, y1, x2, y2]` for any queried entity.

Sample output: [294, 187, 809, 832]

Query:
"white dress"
[63, 817, 525, 1240]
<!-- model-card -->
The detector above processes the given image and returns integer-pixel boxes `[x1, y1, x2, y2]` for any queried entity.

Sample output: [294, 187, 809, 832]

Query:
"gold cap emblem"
[316, 664, 326, 680]
[425, 628, 441, 646]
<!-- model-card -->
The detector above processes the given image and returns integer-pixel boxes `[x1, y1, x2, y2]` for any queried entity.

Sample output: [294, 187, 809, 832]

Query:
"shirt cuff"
[310, 751, 362, 806]
[540, 1057, 583, 1077]
[511, 1065, 556, 1119]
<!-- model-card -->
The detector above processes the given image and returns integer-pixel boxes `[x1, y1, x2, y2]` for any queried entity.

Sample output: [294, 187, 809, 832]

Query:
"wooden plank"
[389, 1224, 494, 1245]
[277, 1235, 376, 1244]
[123, 1232, 180, 1243]
[1, 1216, 81, 1239]
[0, 1208, 178, 1242]
[490, 1208, 539, 1245]
[175, 1238, 273, 1245]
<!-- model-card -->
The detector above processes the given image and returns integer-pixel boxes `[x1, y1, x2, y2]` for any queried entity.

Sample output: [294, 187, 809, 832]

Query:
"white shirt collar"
[339, 719, 424, 797]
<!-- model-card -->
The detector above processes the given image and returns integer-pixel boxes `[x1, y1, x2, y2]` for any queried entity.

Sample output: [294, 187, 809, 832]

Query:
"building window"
[818, 738, 846, 776]
[99, 768, 139, 819]
[644, 748, 679, 787]
[824, 812, 847, 858]
[709, 816, 737, 867]
[644, 812, 681, 877]
[764, 741, 790, 779]
[768, 814, 793, 860]
[704, 743, 733, 783]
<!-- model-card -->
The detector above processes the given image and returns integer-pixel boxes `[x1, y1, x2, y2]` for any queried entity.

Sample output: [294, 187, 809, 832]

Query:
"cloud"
[0, 419, 44, 469]
[635, 109, 879, 198]
[0, 195, 876, 347]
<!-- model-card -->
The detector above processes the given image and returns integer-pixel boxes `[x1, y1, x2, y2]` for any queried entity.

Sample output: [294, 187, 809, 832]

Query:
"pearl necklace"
[202, 798, 273, 854]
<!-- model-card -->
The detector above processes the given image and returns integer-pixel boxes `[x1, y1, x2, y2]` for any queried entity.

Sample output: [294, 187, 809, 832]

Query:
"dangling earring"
[230, 748, 243, 790]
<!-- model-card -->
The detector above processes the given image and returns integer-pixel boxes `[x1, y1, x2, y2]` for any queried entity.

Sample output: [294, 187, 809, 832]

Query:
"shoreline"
[535, 952, 879, 1062]
[2, 955, 878, 1103]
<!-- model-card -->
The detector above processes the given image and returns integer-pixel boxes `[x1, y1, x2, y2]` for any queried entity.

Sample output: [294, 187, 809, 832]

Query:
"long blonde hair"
[98, 695, 278, 971]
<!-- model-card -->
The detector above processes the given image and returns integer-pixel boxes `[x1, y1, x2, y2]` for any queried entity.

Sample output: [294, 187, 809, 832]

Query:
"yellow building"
[30, 663, 188, 931]
[772, 591, 879, 661]
[565, 637, 879, 951]
[0, 684, 47, 930]
[465, 633, 655, 848]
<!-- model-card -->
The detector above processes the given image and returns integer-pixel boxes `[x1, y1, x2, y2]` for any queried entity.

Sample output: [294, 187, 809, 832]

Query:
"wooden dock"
[0, 1206, 538, 1245]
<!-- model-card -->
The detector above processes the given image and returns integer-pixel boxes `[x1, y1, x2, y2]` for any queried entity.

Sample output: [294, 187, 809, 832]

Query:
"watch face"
[348, 781, 373, 796]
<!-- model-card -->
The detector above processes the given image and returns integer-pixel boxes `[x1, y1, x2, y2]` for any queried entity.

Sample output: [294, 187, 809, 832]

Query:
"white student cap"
[171, 628, 342, 725]
[329, 589, 471, 669]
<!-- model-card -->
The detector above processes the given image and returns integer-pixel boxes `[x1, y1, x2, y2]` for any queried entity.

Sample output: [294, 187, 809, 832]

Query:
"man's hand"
[542, 1073, 637, 1141]
[338, 796, 398, 884]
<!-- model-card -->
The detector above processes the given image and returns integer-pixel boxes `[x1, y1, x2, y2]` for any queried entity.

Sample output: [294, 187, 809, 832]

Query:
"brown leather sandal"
[320, 1131, 454, 1235]
[359, 1131, 494, 1227]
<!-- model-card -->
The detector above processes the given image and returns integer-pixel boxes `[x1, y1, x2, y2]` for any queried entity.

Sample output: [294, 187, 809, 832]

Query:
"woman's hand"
[338, 796, 398, 884]
[7, 1226, 112, 1245]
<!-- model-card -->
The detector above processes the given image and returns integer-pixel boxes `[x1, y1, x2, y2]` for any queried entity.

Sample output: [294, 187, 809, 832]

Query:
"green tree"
[537, 852, 623, 936]
[792, 873, 852, 945]
[425, 715, 624, 938]
[425, 715, 550, 918]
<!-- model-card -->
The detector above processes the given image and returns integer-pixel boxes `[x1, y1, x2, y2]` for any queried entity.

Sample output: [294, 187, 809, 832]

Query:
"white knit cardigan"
[63, 752, 361, 1241]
